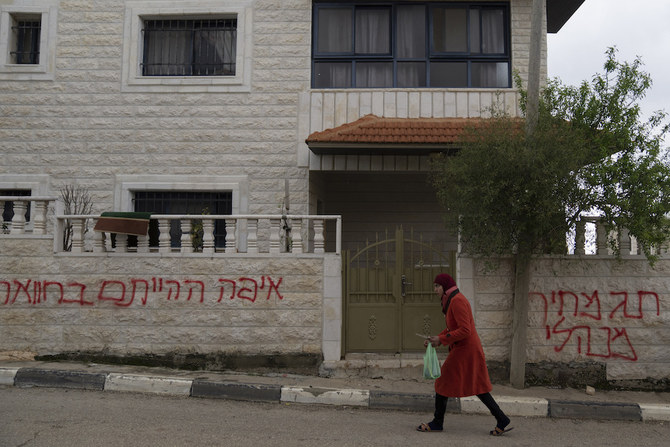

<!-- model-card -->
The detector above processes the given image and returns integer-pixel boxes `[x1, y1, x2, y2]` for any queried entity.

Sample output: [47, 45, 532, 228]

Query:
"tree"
[59, 184, 94, 251]
[429, 48, 670, 387]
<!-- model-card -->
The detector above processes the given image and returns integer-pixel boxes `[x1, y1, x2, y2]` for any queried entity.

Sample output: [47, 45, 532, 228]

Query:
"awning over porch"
[305, 114, 483, 156]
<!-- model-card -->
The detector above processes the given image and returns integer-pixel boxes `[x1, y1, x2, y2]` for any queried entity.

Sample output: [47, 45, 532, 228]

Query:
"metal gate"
[343, 227, 455, 353]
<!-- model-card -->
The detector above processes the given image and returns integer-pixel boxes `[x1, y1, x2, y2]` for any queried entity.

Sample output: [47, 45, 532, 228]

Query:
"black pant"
[433, 392, 509, 429]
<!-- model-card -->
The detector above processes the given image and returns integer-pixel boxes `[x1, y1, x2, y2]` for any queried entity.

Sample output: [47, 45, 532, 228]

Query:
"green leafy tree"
[430, 48, 670, 386]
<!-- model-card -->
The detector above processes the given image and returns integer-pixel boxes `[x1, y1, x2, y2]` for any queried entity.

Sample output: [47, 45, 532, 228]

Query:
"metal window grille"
[10, 18, 41, 64]
[133, 191, 233, 248]
[141, 18, 237, 76]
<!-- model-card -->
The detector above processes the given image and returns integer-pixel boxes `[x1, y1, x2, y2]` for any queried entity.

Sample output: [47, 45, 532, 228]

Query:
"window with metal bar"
[133, 191, 232, 249]
[141, 18, 237, 76]
[10, 15, 41, 64]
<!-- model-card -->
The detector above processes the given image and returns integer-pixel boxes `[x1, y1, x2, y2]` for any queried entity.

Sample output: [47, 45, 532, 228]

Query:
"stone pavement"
[1, 359, 669, 423]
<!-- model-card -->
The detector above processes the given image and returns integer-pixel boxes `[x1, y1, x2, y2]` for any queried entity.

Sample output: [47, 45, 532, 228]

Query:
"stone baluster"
[181, 219, 193, 254]
[93, 230, 106, 253]
[116, 233, 128, 253]
[137, 234, 149, 253]
[225, 218, 237, 253]
[71, 218, 85, 253]
[33, 200, 48, 235]
[595, 219, 608, 255]
[247, 218, 258, 254]
[202, 219, 214, 254]
[313, 219, 325, 253]
[269, 218, 281, 254]
[291, 218, 303, 254]
[574, 219, 586, 255]
[0, 200, 5, 233]
[619, 228, 632, 257]
[158, 219, 170, 253]
[10, 200, 27, 234]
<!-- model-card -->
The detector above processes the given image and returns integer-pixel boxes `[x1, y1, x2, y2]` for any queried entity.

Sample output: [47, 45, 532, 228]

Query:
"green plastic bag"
[423, 343, 441, 379]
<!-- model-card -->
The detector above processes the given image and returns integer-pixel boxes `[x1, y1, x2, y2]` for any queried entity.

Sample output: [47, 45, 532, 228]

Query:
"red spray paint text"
[530, 290, 661, 362]
[1, 276, 284, 307]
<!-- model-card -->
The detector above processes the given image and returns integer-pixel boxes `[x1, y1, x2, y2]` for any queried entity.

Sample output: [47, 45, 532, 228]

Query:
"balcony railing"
[0, 196, 57, 235]
[55, 214, 342, 255]
[1, 196, 666, 258]
[573, 216, 669, 257]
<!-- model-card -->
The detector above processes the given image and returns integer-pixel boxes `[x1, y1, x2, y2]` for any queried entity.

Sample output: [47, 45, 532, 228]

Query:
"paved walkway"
[1, 360, 669, 422]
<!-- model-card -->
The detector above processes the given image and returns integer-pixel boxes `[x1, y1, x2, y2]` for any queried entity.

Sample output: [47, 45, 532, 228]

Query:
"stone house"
[1, 0, 668, 387]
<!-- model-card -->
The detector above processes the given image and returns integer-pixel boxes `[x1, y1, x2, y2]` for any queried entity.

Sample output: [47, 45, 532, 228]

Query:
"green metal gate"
[343, 227, 455, 353]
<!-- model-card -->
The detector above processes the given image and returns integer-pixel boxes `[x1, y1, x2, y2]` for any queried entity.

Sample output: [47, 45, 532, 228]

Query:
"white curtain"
[355, 8, 389, 54]
[481, 9, 504, 54]
[317, 8, 352, 53]
[144, 24, 190, 75]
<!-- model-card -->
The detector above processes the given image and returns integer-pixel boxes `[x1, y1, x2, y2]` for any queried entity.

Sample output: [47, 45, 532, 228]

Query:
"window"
[133, 191, 232, 249]
[10, 14, 41, 64]
[0, 2, 57, 80]
[141, 18, 237, 76]
[312, 2, 510, 89]
[122, 1, 251, 92]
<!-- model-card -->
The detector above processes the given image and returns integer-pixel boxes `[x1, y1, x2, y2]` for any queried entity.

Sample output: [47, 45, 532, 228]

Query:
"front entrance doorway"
[344, 227, 455, 353]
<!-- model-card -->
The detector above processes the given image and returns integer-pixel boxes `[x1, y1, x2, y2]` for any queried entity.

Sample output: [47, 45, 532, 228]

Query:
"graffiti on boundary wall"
[0, 276, 284, 307]
[530, 290, 661, 362]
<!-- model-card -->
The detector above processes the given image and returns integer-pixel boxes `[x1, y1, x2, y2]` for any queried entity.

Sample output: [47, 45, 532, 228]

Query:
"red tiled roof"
[305, 114, 483, 146]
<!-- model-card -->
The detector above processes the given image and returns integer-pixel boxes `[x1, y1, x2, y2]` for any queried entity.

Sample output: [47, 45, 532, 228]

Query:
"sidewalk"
[1, 359, 669, 423]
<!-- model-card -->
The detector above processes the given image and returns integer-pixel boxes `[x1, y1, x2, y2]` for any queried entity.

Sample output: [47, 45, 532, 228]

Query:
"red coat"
[435, 291, 492, 397]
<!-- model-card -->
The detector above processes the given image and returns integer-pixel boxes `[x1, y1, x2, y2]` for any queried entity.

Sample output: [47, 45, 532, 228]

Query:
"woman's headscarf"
[434, 273, 456, 291]
[434, 273, 458, 314]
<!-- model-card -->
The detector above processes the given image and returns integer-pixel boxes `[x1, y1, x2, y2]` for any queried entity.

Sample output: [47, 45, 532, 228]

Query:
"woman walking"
[417, 273, 513, 436]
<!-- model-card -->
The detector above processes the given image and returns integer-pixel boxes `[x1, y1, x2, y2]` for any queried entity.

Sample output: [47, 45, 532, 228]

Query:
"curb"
[1, 367, 669, 422]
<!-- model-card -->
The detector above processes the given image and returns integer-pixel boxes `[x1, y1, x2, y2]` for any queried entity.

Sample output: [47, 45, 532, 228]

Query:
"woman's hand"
[424, 336, 440, 347]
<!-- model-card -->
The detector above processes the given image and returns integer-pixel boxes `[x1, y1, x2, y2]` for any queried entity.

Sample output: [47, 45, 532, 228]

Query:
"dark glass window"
[312, 2, 510, 88]
[142, 18, 237, 76]
[10, 15, 41, 64]
[133, 191, 232, 249]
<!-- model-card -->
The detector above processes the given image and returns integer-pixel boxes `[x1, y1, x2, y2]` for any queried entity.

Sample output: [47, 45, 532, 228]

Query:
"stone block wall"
[0, 237, 340, 372]
[466, 255, 670, 384]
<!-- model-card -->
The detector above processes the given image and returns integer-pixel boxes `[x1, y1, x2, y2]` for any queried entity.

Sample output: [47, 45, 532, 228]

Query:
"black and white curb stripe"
[1, 367, 668, 422]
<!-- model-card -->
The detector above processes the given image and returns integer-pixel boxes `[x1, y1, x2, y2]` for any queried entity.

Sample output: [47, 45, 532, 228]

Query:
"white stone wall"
[0, 238, 339, 360]
[0, 1, 543, 205]
[466, 256, 670, 381]
[0, 0, 314, 216]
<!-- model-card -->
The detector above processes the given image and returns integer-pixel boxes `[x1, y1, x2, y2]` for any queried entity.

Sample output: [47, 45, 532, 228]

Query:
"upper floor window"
[0, 2, 57, 80]
[141, 18, 237, 77]
[122, 1, 251, 92]
[10, 14, 41, 64]
[312, 2, 510, 89]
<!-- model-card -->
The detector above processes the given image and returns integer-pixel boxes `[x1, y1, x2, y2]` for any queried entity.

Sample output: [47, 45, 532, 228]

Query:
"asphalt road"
[1, 386, 668, 447]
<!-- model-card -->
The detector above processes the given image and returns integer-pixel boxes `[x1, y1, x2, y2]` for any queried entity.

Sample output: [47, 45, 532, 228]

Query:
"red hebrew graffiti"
[60, 282, 92, 306]
[97, 280, 127, 306]
[165, 280, 180, 300]
[530, 289, 662, 362]
[217, 279, 237, 302]
[217, 276, 285, 302]
[262, 276, 284, 301]
[609, 291, 660, 320]
[1, 276, 285, 308]
[184, 280, 204, 303]
[10, 279, 33, 305]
